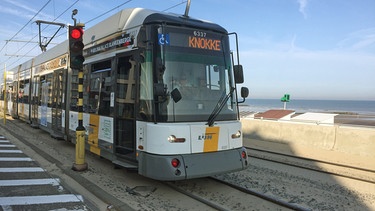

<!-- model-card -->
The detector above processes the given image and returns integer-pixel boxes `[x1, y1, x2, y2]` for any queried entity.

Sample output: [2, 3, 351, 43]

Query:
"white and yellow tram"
[1, 8, 249, 180]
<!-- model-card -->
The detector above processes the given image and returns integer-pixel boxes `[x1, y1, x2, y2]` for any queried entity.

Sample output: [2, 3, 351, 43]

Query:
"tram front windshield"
[140, 26, 238, 122]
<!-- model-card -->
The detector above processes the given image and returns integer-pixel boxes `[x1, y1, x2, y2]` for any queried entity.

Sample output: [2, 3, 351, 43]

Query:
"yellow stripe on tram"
[203, 126, 220, 152]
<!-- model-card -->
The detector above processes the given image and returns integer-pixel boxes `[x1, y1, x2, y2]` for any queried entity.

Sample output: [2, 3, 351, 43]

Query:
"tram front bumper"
[138, 147, 248, 181]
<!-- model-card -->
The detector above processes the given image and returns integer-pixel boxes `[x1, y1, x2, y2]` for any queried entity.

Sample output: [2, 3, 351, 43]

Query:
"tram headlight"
[168, 135, 186, 143]
[231, 130, 241, 139]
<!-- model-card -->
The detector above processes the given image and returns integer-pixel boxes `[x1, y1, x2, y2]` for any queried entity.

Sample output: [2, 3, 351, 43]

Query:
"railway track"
[165, 177, 310, 211]
[3, 117, 373, 210]
[246, 147, 375, 184]
[4, 117, 306, 210]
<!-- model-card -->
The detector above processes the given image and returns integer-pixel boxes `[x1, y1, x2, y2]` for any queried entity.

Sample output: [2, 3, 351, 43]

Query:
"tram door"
[51, 69, 64, 138]
[115, 55, 137, 161]
[31, 76, 39, 127]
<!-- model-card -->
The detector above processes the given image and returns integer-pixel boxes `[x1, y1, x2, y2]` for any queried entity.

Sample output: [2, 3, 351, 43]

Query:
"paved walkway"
[0, 135, 87, 211]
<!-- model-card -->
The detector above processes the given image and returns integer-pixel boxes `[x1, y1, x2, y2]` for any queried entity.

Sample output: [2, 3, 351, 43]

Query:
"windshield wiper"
[207, 87, 235, 127]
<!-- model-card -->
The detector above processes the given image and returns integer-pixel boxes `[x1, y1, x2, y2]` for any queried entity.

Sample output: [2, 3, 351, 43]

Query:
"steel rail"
[247, 147, 375, 184]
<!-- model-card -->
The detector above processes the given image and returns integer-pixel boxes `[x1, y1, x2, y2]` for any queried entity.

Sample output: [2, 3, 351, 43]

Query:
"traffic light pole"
[70, 10, 87, 171]
[72, 67, 87, 171]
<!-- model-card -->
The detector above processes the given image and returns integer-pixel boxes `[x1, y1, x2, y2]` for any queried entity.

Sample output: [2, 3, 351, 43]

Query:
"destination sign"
[164, 30, 224, 52]
[188, 36, 221, 51]
[84, 34, 133, 56]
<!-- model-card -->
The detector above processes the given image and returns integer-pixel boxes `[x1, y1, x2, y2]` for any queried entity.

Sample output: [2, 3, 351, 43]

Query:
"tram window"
[206, 65, 220, 90]
[90, 77, 100, 91]
[131, 84, 135, 100]
[139, 56, 153, 120]
[18, 81, 24, 102]
[23, 81, 30, 104]
[117, 84, 127, 99]
[39, 74, 53, 107]
[39, 76, 44, 106]
[118, 65, 130, 80]
[116, 56, 136, 119]
[88, 60, 114, 116]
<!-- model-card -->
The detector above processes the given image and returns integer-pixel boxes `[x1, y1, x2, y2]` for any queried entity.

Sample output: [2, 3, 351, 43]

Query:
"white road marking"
[0, 150, 22, 153]
[0, 178, 60, 186]
[0, 145, 16, 147]
[0, 167, 44, 172]
[0, 136, 85, 208]
[0, 194, 83, 205]
[0, 157, 33, 161]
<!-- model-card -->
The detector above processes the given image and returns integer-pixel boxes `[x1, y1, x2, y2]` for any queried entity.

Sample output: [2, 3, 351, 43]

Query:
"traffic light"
[69, 25, 84, 69]
[281, 94, 290, 102]
[285, 94, 290, 102]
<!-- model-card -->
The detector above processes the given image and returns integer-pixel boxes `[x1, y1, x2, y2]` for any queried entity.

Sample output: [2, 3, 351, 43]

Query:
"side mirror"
[238, 87, 249, 103]
[234, 65, 244, 84]
[171, 88, 182, 103]
[241, 87, 249, 98]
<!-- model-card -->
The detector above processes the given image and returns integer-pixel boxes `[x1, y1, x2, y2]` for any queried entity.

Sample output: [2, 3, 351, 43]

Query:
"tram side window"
[39, 74, 53, 107]
[88, 60, 114, 116]
[23, 80, 30, 104]
[12, 82, 18, 104]
[116, 56, 136, 119]
[18, 81, 24, 103]
[139, 54, 153, 121]
[17, 80, 29, 104]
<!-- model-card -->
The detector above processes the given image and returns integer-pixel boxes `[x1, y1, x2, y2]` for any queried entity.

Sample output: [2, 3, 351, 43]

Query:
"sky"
[0, 0, 374, 101]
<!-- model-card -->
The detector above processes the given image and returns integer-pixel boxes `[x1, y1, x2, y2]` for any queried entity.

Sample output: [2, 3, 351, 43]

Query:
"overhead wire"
[3, 0, 80, 68]
[162, 1, 187, 12]
[1, 2, 50, 67]
[85, 0, 133, 25]
[0, 0, 52, 54]
[3, 0, 188, 69]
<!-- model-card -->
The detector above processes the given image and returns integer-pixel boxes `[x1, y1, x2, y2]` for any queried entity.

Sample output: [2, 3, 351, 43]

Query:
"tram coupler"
[72, 129, 88, 171]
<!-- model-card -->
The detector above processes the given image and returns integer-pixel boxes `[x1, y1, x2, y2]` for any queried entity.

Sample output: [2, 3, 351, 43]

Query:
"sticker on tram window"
[158, 33, 170, 45]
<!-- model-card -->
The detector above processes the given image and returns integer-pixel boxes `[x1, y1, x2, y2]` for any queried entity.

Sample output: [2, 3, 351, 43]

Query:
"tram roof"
[83, 8, 227, 43]
[32, 7, 228, 67]
[20, 58, 34, 71]
[33, 40, 68, 67]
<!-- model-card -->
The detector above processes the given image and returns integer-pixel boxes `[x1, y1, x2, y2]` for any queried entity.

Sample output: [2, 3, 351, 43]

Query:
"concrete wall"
[241, 118, 375, 158]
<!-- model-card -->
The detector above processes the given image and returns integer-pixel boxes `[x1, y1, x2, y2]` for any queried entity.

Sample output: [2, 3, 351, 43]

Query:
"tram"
[1, 7, 249, 180]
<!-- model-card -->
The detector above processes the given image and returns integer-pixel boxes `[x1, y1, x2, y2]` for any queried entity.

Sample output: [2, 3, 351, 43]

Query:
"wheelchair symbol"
[158, 34, 170, 45]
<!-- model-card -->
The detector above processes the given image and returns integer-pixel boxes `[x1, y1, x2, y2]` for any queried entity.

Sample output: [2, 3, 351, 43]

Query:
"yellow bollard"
[72, 130, 87, 171]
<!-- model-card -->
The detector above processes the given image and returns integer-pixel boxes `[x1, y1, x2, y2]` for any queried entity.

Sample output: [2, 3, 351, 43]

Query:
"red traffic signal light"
[70, 28, 83, 39]
[69, 25, 84, 69]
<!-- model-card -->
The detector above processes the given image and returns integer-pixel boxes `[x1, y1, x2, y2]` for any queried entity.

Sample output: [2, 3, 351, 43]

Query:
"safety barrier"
[241, 118, 375, 158]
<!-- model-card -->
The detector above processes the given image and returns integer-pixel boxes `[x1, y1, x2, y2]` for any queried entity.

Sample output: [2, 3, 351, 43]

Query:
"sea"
[240, 99, 375, 115]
